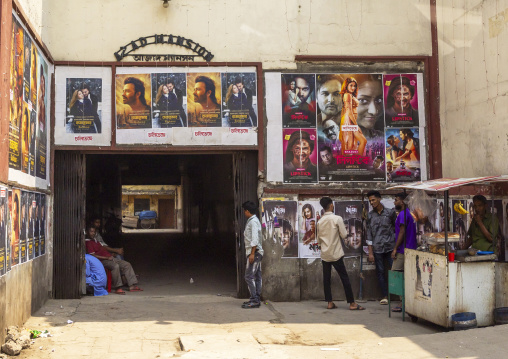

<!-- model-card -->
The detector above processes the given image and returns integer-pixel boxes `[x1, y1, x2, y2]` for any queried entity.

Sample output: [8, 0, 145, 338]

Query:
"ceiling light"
[162, 0, 170, 8]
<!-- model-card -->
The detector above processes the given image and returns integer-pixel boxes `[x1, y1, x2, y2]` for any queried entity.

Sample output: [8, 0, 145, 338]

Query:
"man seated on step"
[85, 225, 142, 294]
[90, 216, 124, 260]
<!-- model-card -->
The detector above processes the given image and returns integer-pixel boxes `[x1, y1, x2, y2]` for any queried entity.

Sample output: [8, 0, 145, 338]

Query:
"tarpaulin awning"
[389, 176, 508, 192]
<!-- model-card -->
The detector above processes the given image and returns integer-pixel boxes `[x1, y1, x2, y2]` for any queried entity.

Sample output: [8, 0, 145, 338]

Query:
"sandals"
[129, 286, 143, 292]
[242, 302, 260, 309]
[391, 306, 402, 312]
[327, 303, 337, 309]
[380, 298, 388, 305]
[114, 288, 126, 295]
[350, 304, 365, 311]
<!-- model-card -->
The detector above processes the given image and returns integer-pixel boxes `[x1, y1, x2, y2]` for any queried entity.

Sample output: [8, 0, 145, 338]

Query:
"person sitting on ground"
[91, 217, 125, 260]
[85, 253, 108, 296]
[85, 226, 142, 294]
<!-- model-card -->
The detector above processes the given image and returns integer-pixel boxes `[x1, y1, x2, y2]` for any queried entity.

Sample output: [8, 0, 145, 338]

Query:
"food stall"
[391, 176, 508, 328]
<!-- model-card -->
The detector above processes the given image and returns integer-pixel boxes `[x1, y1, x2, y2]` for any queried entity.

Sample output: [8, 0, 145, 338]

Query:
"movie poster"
[20, 102, 30, 173]
[19, 191, 28, 263]
[490, 200, 504, 256]
[316, 74, 386, 182]
[451, 199, 468, 250]
[23, 29, 31, 103]
[385, 128, 421, 183]
[298, 201, 322, 258]
[187, 73, 222, 127]
[283, 129, 318, 184]
[262, 200, 298, 258]
[37, 194, 45, 256]
[30, 43, 38, 108]
[503, 199, 508, 260]
[281, 74, 316, 128]
[36, 55, 48, 179]
[334, 201, 364, 257]
[0, 187, 7, 276]
[9, 18, 24, 171]
[151, 73, 187, 128]
[383, 74, 419, 127]
[116, 74, 152, 129]
[27, 192, 35, 260]
[65, 78, 103, 133]
[10, 189, 21, 267]
[221, 73, 258, 127]
[28, 110, 36, 176]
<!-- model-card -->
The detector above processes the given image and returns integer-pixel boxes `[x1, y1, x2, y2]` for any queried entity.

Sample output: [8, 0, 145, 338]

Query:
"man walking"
[366, 190, 397, 305]
[242, 201, 263, 308]
[316, 197, 365, 311]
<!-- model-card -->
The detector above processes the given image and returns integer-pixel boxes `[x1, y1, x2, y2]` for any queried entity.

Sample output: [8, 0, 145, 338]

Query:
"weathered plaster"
[43, 0, 431, 66]
[438, 0, 508, 177]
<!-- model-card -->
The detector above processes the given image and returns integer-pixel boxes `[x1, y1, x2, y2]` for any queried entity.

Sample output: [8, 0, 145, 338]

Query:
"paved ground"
[15, 289, 508, 358]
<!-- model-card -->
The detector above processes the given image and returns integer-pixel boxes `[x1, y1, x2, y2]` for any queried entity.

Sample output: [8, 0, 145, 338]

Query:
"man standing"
[85, 226, 142, 295]
[316, 197, 365, 311]
[242, 201, 263, 308]
[235, 77, 257, 126]
[366, 190, 396, 305]
[464, 195, 499, 252]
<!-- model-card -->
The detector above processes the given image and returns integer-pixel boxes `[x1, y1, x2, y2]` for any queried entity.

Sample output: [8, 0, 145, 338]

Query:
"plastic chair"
[388, 270, 405, 321]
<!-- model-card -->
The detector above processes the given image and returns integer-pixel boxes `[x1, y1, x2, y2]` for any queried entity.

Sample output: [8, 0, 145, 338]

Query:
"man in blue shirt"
[392, 192, 417, 270]
[242, 201, 263, 308]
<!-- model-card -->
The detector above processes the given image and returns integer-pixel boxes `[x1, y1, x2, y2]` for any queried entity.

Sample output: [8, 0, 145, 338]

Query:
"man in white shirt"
[317, 197, 365, 311]
[242, 201, 263, 308]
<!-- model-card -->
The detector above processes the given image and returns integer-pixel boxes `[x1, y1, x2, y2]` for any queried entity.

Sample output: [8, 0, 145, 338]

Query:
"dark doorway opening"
[85, 153, 252, 297]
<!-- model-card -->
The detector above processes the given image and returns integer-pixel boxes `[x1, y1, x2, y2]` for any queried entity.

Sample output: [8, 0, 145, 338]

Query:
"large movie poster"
[0, 187, 7, 276]
[10, 189, 21, 267]
[65, 78, 102, 133]
[334, 201, 364, 257]
[262, 200, 298, 258]
[281, 74, 316, 128]
[316, 74, 386, 182]
[385, 128, 421, 183]
[116, 74, 152, 129]
[9, 17, 24, 171]
[36, 55, 48, 179]
[187, 73, 222, 127]
[298, 201, 322, 258]
[221, 73, 258, 127]
[151, 73, 187, 127]
[283, 129, 318, 184]
[9, 13, 50, 182]
[383, 74, 420, 127]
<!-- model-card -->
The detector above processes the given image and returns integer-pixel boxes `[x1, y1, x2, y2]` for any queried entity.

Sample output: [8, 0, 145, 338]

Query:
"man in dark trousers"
[366, 190, 397, 305]
[82, 85, 101, 133]
[235, 77, 257, 126]
[316, 196, 365, 311]
[242, 201, 263, 308]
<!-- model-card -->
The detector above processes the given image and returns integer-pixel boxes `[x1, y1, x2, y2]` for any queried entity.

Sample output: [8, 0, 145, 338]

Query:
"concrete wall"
[15, 0, 44, 37]
[437, 0, 508, 177]
[43, 0, 431, 66]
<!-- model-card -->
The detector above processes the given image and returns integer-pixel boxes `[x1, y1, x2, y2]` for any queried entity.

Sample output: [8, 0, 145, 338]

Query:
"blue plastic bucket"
[451, 312, 477, 331]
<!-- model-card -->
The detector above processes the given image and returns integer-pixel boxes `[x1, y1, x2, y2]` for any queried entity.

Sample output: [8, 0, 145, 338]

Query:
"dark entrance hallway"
[84, 153, 249, 297]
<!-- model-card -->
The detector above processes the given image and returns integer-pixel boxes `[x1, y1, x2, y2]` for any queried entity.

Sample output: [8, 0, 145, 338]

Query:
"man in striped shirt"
[242, 201, 263, 309]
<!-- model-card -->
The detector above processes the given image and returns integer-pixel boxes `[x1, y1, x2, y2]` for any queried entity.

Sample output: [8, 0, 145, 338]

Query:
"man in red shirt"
[85, 226, 142, 294]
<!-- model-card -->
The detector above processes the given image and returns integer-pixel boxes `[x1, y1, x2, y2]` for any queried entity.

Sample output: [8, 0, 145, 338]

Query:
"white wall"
[438, 0, 508, 177]
[42, 0, 432, 67]
[16, 0, 44, 37]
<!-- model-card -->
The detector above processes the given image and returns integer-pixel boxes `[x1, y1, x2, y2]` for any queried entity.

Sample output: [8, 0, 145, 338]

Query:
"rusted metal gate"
[233, 151, 258, 298]
[53, 151, 86, 299]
